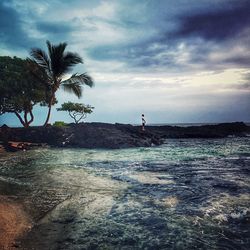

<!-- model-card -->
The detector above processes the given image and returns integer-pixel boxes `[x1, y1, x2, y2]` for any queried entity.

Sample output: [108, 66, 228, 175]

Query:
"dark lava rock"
[61, 122, 163, 149]
[0, 122, 249, 149]
[0, 123, 163, 149]
[147, 122, 250, 139]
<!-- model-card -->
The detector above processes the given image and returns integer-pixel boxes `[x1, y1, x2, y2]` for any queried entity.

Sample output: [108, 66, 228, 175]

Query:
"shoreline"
[0, 122, 250, 150]
[0, 133, 249, 249]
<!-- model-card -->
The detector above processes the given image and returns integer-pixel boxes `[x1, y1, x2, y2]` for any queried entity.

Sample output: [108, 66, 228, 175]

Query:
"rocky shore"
[147, 122, 250, 139]
[0, 128, 249, 248]
[0, 122, 249, 149]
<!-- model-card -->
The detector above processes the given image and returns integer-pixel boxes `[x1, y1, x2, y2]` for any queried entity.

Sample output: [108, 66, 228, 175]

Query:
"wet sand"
[0, 195, 31, 249]
[0, 149, 127, 249]
[0, 145, 6, 156]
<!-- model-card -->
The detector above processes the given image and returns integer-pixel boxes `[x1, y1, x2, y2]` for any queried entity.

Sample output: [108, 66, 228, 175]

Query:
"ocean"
[0, 137, 249, 249]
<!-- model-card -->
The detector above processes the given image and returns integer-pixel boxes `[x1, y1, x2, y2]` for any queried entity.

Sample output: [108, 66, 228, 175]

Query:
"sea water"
[0, 137, 249, 249]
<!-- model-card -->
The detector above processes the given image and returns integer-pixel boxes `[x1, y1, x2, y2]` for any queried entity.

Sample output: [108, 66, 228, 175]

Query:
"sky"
[0, 0, 250, 126]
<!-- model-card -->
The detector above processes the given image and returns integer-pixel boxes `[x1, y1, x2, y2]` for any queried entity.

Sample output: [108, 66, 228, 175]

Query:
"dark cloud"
[174, 2, 250, 41]
[35, 21, 74, 42]
[88, 40, 162, 61]
[1, 0, 250, 72]
[86, 1, 250, 71]
[87, 41, 174, 70]
[223, 56, 250, 68]
[0, 1, 34, 49]
[1, 0, 250, 124]
[36, 21, 73, 34]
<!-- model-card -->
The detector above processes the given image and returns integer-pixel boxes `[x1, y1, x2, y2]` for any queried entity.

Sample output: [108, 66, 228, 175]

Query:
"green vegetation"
[0, 56, 48, 127]
[57, 102, 94, 123]
[30, 41, 94, 126]
[0, 41, 95, 127]
[53, 121, 68, 127]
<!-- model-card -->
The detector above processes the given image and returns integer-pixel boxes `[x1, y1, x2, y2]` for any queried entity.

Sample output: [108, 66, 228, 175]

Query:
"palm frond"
[47, 41, 67, 61]
[62, 82, 82, 98]
[46, 40, 53, 60]
[61, 73, 94, 98]
[56, 42, 67, 56]
[30, 48, 51, 72]
[62, 73, 94, 88]
[62, 52, 83, 73]
[47, 40, 68, 77]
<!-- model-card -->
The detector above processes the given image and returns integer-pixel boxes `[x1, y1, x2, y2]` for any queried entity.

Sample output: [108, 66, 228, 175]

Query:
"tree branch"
[68, 111, 77, 123]
[24, 111, 28, 125]
[27, 110, 34, 125]
[76, 113, 86, 123]
[14, 112, 26, 127]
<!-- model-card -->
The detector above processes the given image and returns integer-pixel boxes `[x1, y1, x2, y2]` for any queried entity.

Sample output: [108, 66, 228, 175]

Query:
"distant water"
[147, 123, 219, 127]
[0, 137, 249, 249]
[141, 122, 250, 127]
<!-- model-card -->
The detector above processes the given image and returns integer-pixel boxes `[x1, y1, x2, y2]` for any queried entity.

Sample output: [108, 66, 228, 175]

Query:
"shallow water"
[0, 138, 249, 249]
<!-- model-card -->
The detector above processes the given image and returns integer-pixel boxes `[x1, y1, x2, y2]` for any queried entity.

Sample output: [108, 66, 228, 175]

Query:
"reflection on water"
[0, 138, 249, 249]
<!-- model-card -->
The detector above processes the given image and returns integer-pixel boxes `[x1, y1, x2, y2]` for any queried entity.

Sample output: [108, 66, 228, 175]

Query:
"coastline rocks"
[148, 122, 250, 138]
[61, 123, 163, 149]
[0, 123, 163, 149]
[0, 122, 249, 149]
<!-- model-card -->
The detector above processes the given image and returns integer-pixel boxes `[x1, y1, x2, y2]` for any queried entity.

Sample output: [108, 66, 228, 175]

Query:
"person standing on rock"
[142, 114, 146, 131]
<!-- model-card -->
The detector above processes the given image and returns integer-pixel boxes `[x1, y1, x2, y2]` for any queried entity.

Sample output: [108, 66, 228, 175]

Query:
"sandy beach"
[0, 195, 31, 249]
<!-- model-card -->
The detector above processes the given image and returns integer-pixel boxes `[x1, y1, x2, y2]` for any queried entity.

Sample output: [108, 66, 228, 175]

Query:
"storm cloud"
[174, 2, 250, 40]
[0, 0, 249, 125]
[0, 1, 35, 50]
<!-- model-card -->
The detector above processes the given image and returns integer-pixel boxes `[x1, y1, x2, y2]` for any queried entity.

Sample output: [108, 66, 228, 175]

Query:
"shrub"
[53, 121, 68, 127]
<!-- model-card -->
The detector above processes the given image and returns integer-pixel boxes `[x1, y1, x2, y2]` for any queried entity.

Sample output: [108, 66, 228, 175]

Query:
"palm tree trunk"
[43, 103, 52, 126]
[43, 95, 54, 126]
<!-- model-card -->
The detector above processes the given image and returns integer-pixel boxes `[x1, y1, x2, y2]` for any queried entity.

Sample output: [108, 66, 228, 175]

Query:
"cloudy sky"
[1, 0, 250, 126]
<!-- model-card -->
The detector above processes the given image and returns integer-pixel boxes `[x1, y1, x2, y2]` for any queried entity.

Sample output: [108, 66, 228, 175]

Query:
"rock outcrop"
[0, 123, 162, 149]
[0, 122, 249, 149]
[147, 122, 250, 139]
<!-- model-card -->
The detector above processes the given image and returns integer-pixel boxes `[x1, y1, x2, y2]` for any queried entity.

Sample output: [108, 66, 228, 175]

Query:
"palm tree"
[30, 41, 94, 126]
